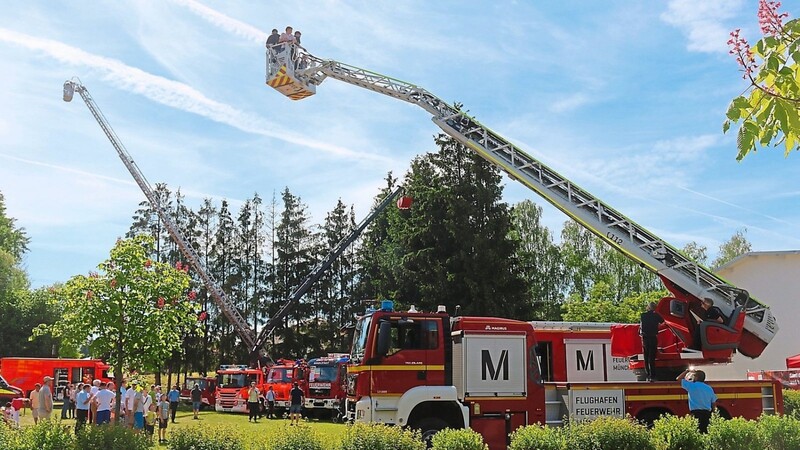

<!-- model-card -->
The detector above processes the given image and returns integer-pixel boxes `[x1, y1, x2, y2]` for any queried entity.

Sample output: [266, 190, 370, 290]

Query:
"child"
[2, 402, 15, 428]
[144, 399, 157, 439]
[157, 388, 170, 444]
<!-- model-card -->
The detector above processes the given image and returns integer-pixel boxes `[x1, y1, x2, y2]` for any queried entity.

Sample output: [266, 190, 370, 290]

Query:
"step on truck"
[345, 302, 781, 450]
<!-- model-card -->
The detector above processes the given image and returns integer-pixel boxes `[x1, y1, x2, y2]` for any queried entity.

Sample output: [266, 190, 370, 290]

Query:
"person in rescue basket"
[640, 302, 664, 382]
[677, 368, 717, 433]
[266, 28, 280, 47]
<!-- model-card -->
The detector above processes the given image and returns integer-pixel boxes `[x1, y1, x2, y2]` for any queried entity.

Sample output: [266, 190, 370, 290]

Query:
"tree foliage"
[35, 235, 202, 421]
[711, 228, 752, 270]
[725, 0, 800, 160]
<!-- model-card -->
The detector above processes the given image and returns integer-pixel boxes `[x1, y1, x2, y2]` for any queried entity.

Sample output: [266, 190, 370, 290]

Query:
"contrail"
[169, 0, 266, 44]
[0, 28, 390, 163]
[0, 153, 244, 204]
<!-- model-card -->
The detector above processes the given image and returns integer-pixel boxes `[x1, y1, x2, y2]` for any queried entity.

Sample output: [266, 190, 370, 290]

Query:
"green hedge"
[431, 428, 487, 450]
[509, 423, 564, 450]
[784, 389, 800, 418]
[257, 424, 324, 450]
[338, 422, 425, 450]
[649, 414, 705, 450]
[758, 414, 800, 450]
[168, 424, 245, 450]
[563, 417, 653, 450]
[707, 415, 764, 450]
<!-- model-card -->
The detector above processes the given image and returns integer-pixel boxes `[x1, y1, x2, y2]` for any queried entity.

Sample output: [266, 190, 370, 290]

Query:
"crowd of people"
[0, 375, 195, 444]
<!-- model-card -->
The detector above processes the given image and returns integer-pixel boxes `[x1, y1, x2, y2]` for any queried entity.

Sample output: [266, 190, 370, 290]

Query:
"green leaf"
[723, 120, 731, 133]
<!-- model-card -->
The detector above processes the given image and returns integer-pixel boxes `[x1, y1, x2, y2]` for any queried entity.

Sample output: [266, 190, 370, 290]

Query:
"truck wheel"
[413, 417, 448, 445]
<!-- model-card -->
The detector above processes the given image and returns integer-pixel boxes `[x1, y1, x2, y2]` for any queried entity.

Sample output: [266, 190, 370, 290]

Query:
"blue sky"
[1, 0, 797, 288]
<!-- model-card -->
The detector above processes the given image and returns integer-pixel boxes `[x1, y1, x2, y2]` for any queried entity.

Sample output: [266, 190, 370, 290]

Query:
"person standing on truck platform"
[640, 302, 664, 382]
[38, 376, 53, 421]
[247, 382, 260, 423]
[29, 383, 41, 424]
[266, 29, 279, 47]
[677, 368, 717, 433]
[266, 385, 276, 419]
[168, 385, 180, 423]
[289, 382, 303, 425]
[692, 298, 726, 350]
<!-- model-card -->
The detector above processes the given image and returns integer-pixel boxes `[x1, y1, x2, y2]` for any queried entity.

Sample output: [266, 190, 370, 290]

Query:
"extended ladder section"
[250, 186, 403, 354]
[266, 44, 778, 358]
[63, 80, 257, 350]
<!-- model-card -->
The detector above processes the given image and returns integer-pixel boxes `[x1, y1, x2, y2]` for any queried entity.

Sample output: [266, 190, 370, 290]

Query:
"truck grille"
[309, 388, 331, 398]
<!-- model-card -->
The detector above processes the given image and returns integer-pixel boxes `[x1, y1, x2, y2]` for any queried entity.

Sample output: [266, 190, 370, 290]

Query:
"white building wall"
[704, 251, 800, 380]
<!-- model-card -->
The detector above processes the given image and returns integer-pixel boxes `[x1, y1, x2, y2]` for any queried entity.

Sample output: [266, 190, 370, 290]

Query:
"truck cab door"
[372, 318, 442, 395]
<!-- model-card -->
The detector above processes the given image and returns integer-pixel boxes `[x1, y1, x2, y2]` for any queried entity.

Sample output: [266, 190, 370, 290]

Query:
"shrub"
[758, 414, 800, 450]
[509, 424, 564, 450]
[13, 419, 74, 450]
[783, 390, 800, 418]
[168, 424, 245, 450]
[707, 416, 765, 450]
[74, 423, 152, 450]
[431, 428, 487, 450]
[338, 422, 425, 450]
[258, 424, 324, 450]
[649, 414, 705, 450]
[564, 417, 653, 450]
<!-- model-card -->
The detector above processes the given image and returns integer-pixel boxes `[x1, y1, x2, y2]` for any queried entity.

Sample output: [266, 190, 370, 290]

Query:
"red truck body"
[304, 354, 349, 420]
[346, 303, 783, 450]
[215, 360, 306, 414]
[180, 376, 218, 409]
[0, 357, 111, 398]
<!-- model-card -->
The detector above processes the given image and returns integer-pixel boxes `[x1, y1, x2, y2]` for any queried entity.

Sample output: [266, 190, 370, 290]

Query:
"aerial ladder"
[63, 78, 405, 362]
[264, 43, 778, 374]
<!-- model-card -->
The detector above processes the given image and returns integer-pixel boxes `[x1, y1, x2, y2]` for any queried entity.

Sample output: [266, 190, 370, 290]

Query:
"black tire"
[413, 417, 448, 446]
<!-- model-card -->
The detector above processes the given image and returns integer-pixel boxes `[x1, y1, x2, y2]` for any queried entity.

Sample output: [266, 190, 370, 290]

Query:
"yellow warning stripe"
[626, 392, 765, 402]
[267, 66, 293, 88]
[0, 388, 16, 395]
[288, 91, 313, 100]
[348, 365, 445, 373]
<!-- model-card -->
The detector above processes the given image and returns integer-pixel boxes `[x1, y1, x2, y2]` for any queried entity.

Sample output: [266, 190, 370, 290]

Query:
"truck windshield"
[218, 374, 247, 388]
[268, 368, 293, 383]
[186, 378, 208, 390]
[309, 366, 338, 382]
[0, 375, 9, 389]
[351, 315, 372, 362]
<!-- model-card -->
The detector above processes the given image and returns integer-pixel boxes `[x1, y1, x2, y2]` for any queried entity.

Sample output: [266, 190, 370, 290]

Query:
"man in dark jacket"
[640, 302, 664, 382]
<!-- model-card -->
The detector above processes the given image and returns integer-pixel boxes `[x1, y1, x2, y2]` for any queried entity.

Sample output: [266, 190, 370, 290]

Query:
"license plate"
[223, 408, 232, 412]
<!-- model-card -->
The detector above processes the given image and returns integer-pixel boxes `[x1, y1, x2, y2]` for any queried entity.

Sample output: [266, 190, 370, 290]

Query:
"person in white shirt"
[125, 381, 137, 427]
[279, 26, 296, 44]
[93, 382, 115, 425]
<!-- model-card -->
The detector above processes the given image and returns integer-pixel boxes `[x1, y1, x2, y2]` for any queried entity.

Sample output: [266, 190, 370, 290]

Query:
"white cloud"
[0, 27, 389, 163]
[550, 93, 591, 113]
[661, 0, 745, 53]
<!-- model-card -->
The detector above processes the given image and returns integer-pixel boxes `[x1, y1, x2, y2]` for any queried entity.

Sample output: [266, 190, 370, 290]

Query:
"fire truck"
[214, 360, 306, 415]
[265, 43, 784, 447]
[304, 354, 349, 420]
[180, 376, 217, 409]
[346, 301, 782, 449]
[0, 357, 111, 398]
[265, 359, 306, 415]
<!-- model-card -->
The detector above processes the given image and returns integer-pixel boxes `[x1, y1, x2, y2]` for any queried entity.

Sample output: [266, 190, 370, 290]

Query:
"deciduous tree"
[35, 235, 202, 423]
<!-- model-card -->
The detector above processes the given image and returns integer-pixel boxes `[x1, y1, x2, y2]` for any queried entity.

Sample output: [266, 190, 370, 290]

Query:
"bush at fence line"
[74, 423, 152, 450]
[430, 427, 488, 450]
[758, 413, 800, 450]
[564, 416, 654, 450]
[783, 389, 800, 418]
[649, 414, 706, 450]
[509, 423, 564, 450]
[706, 415, 765, 450]
[337, 422, 425, 450]
[258, 423, 324, 450]
[168, 424, 246, 450]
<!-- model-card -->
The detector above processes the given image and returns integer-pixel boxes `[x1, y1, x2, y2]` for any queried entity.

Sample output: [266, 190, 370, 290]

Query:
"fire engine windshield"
[309, 366, 337, 382]
[186, 378, 209, 390]
[268, 368, 293, 383]
[351, 315, 372, 362]
[0, 375, 10, 389]
[217, 374, 248, 388]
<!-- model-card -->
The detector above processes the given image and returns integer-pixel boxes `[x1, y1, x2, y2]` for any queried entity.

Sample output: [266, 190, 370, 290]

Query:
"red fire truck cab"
[265, 359, 306, 416]
[305, 354, 349, 421]
[215, 365, 265, 413]
[0, 357, 111, 399]
[346, 302, 782, 450]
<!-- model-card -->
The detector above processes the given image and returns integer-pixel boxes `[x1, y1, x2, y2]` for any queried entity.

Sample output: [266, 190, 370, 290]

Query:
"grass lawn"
[15, 403, 347, 448]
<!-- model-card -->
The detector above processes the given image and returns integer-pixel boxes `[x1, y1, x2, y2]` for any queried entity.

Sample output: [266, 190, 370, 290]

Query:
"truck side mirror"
[376, 321, 392, 357]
